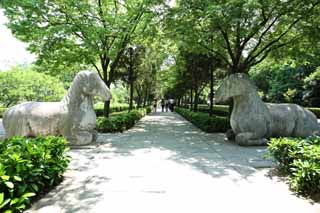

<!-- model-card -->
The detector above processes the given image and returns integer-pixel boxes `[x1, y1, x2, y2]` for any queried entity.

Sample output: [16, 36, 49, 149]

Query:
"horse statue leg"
[235, 132, 268, 146]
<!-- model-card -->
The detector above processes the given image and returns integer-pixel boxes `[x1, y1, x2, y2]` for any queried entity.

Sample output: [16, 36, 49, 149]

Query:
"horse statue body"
[215, 73, 319, 146]
[3, 71, 112, 145]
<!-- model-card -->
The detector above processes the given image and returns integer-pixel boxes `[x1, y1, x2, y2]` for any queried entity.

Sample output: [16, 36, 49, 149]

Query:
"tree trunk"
[104, 100, 110, 118]
[143, 87, 148, 107]
[190, 88, 193, 111]
[129, 80, 134, 111]
[128, 47, 134, 112]
[103, 80, 111, 118]
[102, 57, 111, 118]
[209, 65, 214, 116]
[194, 89, 199, 112]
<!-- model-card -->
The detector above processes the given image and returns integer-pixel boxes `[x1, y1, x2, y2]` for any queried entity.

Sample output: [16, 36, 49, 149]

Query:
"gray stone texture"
[2, 71, 112, 145]
[215, 73, 320, 146]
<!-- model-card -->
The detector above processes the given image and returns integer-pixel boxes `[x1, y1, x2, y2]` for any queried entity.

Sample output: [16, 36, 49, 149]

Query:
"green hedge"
[0, 108, 6, 118]
[307, 107, 320, 118]
[0, 136, 70, 212]
[181, 105, 229, 117]
[267, 137, 320, 195]
[175, 107, 230, 133]
[96, 107, 150, 133]
[94, 103, 137, 117]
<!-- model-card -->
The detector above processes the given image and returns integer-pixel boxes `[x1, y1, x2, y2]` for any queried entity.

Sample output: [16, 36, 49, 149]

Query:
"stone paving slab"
[24, 112, 320, 213]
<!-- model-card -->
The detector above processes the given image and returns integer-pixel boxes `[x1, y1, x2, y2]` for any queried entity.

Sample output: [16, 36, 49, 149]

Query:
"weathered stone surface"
[215, 73, 320, 146]
[3, 71, 112, 145]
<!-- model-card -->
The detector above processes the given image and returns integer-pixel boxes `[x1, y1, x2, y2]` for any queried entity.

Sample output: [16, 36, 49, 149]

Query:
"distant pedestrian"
[161, 99, 165, 112]
[169, 99, 175, 112]
[153, 99, 157, 113]
[165, 100, 169, 112]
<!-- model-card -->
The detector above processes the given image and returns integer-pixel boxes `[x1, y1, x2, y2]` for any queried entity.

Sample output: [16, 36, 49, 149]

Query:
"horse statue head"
[81, 71, 112, 101]
[63, 71, 112, 106]
[215, 73, 257, 103]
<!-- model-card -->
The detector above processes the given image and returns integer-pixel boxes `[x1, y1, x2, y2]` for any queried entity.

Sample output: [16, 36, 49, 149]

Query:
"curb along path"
[2, 113, 317, 213]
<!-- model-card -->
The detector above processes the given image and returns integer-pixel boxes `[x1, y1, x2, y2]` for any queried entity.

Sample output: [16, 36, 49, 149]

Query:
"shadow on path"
[26, 112, 319, 213]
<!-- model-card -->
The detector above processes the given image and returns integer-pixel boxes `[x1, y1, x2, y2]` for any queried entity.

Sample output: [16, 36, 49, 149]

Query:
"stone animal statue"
[215, 73, 319, 146]
[3, 70, 112, 145]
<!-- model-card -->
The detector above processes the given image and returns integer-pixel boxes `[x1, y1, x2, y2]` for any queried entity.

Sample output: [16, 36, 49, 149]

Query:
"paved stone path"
[0, 114, 319, 212]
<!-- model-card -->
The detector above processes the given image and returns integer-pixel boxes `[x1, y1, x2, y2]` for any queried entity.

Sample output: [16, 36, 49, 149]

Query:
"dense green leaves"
[267, 136, 320, 195]
[96, 107, 151, 133]
[0, 136, 69, 212]
[167, 0, 320, 74]
[0, 67, 65, 107]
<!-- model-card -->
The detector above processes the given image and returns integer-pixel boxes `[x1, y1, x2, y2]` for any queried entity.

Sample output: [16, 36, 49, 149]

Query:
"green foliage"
[0, 108, 6, 118]
[167, 0, 320, 74]
[0, 68, 66, 107]
[305, 67, 320, 83]
[96, 108, 149, 133]
[304, 68, 320, 107]
[146, 106, 152, 114]
[175, 107, 230, 133]
[94, 103, 137, 117]
[109, 84, 129, 106]
[267, 137, 320, 195]
[250, 62, 308, 104]
[306, 108, 320, 118]
[1, 0, 163, 83]
[0, 136, 70, 212]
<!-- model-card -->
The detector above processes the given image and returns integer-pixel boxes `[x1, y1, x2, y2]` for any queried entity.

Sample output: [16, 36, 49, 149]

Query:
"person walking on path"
[153, 99, 157, 113]
[161, 99, 165, 112]
[169, 98, 175, 112]
[165, 100, 169, 112]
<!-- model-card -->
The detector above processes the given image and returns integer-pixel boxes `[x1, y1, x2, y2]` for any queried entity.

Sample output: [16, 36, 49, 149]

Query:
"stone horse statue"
[3, 70, 112, 145]
[215, 73, 319, 146]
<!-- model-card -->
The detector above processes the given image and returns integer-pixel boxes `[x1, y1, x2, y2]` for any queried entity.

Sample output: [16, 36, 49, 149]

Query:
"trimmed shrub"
[94, 103, 136, 117]
[180, 105, 229, 117]
[175, 107, 230, 132]
[307, 107, 320, 118]
[146, 106, 152, 114]
[96, 108, 149, 133]
[0, 107, 6, 118]
[0, 136, 70, 212]
[267, 136, 320, 195]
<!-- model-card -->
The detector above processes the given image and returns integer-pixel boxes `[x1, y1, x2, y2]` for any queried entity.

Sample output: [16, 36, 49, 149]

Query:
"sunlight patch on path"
[19, 112, 320, 213]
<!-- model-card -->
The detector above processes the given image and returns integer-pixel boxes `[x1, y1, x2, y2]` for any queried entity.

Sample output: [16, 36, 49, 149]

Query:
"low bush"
[0, 136, 70, 212]
[307, 107, 320, 118]
[175, 107, 230, 133]
[146, 106, 152, 114]
[180, 105, 229, 117]
[96, 108, 149, 133]
[267, 136, 320, 195]
[0, 107, 6, 118]
[94, 103, 136, 116]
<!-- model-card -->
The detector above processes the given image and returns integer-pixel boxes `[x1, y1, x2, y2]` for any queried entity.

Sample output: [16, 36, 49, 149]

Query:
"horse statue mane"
[215, 73, 319, 146]
[3, 70, 112, 145]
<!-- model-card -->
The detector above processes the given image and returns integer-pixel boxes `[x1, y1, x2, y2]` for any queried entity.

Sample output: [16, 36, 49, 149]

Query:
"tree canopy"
[1, 0, 320, 112]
